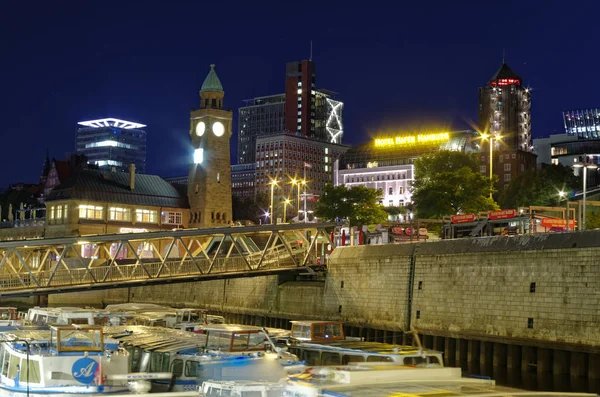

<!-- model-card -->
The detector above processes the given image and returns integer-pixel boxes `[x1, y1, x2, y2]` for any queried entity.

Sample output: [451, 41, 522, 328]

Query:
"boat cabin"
[290, 321, 345, 342]
[0, 307, 18, 326]
[203, 325, 267, 352]
[50, 325, 105, 354]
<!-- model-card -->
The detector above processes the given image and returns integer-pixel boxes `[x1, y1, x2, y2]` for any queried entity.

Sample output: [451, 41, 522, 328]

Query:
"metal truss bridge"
[0, 223, 336, 297]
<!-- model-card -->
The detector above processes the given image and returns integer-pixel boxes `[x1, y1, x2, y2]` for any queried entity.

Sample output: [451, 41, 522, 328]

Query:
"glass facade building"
[563, 109, 600, 139]
[76, 118, 147, 173]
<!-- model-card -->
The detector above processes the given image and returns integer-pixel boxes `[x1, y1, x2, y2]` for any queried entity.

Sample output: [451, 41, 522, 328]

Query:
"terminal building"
[76, 118, 147, 173]
[334, 130, 478, 207]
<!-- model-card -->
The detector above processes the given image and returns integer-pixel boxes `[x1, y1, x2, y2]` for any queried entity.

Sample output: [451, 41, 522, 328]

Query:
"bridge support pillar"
[507, 344, 521, 372]
[445, 338, 456, 367]
[553, 350, 569, 375]
[589, 354, 600, 379]
[479, 341, 493, 377]
[537, 348, 552, 375]
[467, 339, 480, 374]
[570, 352, 586, 378]
[521, 346, 535, 375]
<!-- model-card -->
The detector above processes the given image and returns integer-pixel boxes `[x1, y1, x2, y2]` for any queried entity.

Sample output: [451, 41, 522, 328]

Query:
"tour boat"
[103, 324, 302, 392]
[0, 324, 130, 395]
[24, 306, 134, 327]
[282, 321, 444, 367]
[0, 307, 20, 327]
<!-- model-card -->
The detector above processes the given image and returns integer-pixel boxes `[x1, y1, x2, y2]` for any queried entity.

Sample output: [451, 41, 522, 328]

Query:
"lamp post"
[480, 133, 497, 199]
[573, 158, 598, 230]
[269, 179, 278, 225]
[290, 178, 302, 221]
[283, 198, 291, 223]
[302, 179, 308, 223]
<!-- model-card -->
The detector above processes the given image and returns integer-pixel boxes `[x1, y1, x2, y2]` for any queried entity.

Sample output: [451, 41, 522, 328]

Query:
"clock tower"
[188, 64, 233, 228]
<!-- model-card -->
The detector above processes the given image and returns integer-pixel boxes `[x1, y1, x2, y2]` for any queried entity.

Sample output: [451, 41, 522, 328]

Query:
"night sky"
[2, 0, 598, 188]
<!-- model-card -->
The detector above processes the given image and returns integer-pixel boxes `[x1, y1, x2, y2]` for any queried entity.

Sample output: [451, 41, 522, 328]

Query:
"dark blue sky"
[2, 0, 598, 187]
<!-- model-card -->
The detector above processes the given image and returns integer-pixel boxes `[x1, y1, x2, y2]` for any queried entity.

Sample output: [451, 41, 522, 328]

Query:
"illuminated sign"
[119, 227, 148, 233]
[374, 133, 450, 148]
[451, 214, 476, 224]
[490, 78, 521, 87]
[489, 209, 516, 220]
[366, 162, 378, 168]
[540, 218, 576, 228]
[77, 118, 146, 129]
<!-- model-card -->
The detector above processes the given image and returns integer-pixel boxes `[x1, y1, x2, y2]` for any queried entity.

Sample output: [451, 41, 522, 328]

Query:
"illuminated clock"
[195, 121, 205, 137]
[212, 121, 225, 137]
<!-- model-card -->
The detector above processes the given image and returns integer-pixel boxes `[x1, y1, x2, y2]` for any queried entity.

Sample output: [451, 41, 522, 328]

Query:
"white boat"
[103, 324, 302, 392]
[0, 307, 20, 327]
[0, 324, 130, 395]
[24, 306, 134, 327]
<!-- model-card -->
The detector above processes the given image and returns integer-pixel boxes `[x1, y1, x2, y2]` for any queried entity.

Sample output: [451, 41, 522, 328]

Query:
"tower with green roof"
[187, 64, 233, 228]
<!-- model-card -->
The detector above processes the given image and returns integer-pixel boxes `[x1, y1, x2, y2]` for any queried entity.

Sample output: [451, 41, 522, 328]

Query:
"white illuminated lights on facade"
[325, 98, 344, 144]
[85, 140, 137, 150]
[194, 148, 204, 164]
[77, 118, 147, 129]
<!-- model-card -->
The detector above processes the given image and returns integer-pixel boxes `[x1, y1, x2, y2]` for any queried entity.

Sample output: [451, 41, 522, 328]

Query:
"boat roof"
[290, 320, 343, 325]
[296, 341, 441, 356]
[0, 307, 17, 310]
[103, 325, 207, 353]
[199, 324, 265, 333]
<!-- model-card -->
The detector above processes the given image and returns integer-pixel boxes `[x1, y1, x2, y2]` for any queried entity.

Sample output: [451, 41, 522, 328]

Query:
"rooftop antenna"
[502, 48, 506, 64]
[310, 40, 313, 61]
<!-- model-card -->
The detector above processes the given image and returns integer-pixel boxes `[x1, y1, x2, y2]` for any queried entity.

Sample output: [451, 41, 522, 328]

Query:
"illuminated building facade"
[237, 60, 344, 167]
[563, 109, 600, 139]
[76, 118, 147, 173]
[477, 62, 536, 189]
[335, 131, 477, 206]
[231, 163, 256, 197]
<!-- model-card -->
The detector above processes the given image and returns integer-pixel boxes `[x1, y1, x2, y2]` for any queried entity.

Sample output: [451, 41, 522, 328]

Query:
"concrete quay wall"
[49, 231, 600, 350]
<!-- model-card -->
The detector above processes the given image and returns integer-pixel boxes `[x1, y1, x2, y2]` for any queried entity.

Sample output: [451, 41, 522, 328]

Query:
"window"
[528, 318, 534, 328]
[49, 206, 55, 220]
[56, 205, 62, 220]
[505, 154, 509, 159]
[388, 200, 393, 206]
[161, 211, 183, 225]
[79, 205, 103, 220]
[109, 207, 131, 221]
[480, 165, 486, 173]
[185, 360, 199, 377]
[136, 209, 157, 223]
[63, 205, 68, 220]
[388, 187, 393, 195]
[480, 156, 485, 162]
[504, 164, 511, 171]
[171, 359, 183, 378]
[504, 174, 511, 182]
[530, 282, 536, 293]
[512, 153, 516, 159]
[499, 155, 503, 163]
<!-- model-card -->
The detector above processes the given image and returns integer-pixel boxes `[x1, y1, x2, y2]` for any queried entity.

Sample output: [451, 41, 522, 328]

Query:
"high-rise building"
[238, 94, 286, 164]
[231, 163, 256, 198]
[478, 62, 531, 152]
[237, 60, 344, 167]
[76, 118, 147, 173]
[563, 109, 600, 139]
[477, 62, 536, 189]
[187, 64, 233, 228]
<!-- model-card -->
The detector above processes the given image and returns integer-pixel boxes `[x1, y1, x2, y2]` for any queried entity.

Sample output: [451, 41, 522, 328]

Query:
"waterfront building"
[76, 118, 147, 173]
[232, 163, 256, 198]
[563, 108, 600, 139]
[477, 61, 536, 189]
[335, 131, 477, 206]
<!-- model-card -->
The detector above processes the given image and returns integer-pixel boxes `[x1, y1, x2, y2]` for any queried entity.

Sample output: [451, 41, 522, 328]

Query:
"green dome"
[200, 64, 224, 93]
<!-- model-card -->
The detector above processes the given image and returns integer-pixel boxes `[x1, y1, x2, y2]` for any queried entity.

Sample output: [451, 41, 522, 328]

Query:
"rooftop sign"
[78, 118, 146, 129]
[374, 132, 450, 148]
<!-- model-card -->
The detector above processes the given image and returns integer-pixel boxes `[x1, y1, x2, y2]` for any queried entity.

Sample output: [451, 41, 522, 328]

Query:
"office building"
[335, 131, 477, 206]
[477, 62, 536, 189]
[563, 109, 600, 139]
[231, 163, 256, 198]
[237, 60, 344, 166]
[76, 118, 147, 173]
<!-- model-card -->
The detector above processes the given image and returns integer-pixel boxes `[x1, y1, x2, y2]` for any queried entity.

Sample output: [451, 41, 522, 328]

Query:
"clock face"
[195, 121, 205, 137]
[212, 121, 225, 137]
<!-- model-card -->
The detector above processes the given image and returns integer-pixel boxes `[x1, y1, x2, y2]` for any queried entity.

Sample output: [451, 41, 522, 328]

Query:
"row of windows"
[345, 173, 409, 183]
[257, 142, 330, 154]
[77, 205, 182, 225]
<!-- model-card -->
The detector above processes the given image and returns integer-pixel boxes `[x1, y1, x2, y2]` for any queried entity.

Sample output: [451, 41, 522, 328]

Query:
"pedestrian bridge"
[0, 223, 336, 297]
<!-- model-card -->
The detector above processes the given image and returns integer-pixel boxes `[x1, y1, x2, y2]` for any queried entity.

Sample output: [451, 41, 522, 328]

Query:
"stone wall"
[49, 230, 600, 350]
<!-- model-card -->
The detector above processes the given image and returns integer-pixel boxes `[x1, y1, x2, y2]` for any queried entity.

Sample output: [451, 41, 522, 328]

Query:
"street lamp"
[573, 157, 598, 230]
[290, 178, 301, 221]
[301, 179, 308, 223]
[269, 178, 278, 225]
[283, 198, 291, 223]
[558, 190, 569, 232]
[480, 132, 498, 199]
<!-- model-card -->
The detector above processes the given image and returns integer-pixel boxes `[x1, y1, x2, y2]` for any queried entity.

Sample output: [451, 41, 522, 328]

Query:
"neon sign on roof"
[489, 78, 521, 87]
[77, 118, 146, 129]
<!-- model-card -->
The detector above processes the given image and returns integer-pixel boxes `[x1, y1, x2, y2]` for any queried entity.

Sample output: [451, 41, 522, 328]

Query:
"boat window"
[404, 356, 427, 366]
[2, 350, 9, 376]
[139, 351, 151, 372]
[205, 387, 232, 396]
[232, 333, 249, 350]
[321, 352, 341, 365]
[291, 324, 311, 339]
[171, 359, 183, 378]
[7, 356, 20, 379]
[0, 346, 4, 370]
[206, 332, 232, 350]
[20, 358, 41, 383]
[150, 352, 170, 372]
[185, 360, 199, 377]
[248, 332, 265, 349]
[131, 347, 143, 372]
[428, 355, 442, 366]
[302, 350, 320, 366]
[288, 347, 300, 357]
[342, 354, 365, 365]
[324, 323, 342, 338]
[47, 316, 58, 324]
[366, 355, 393, 362]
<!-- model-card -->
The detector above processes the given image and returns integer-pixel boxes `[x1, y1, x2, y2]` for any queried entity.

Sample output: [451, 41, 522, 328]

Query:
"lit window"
[194, 148, 203, 164]
[161, 211, 183, 225]
[109, 207, 131, 221]
[297, 82, 302, 87]
[49, 206, 55, 220]
[56, 205, 62, 220]
[298, 111, 302, 116]
[297, 89, 302, 94]
[325, 165, 329, 172]
[136, 209, 158, 223]
[63, 205, 68, 219]
[325, 148, 329, 154]
[79, 205, 103, 220]
[325, 156, 329, 163]
[297, 118, 301, 122]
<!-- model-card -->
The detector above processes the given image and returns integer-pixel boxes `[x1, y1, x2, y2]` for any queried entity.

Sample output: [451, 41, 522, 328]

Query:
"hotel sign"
[374, 132, 450, 148]
[489, 209, 516, 220]
[451, 214, 476, 224]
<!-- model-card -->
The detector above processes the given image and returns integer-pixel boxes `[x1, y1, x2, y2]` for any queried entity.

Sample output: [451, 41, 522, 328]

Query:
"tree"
[315, 184, 388, 227]
[498, 164, 581, 209]
[411, 151, 498, 218]
[232, 193, 269, 224]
